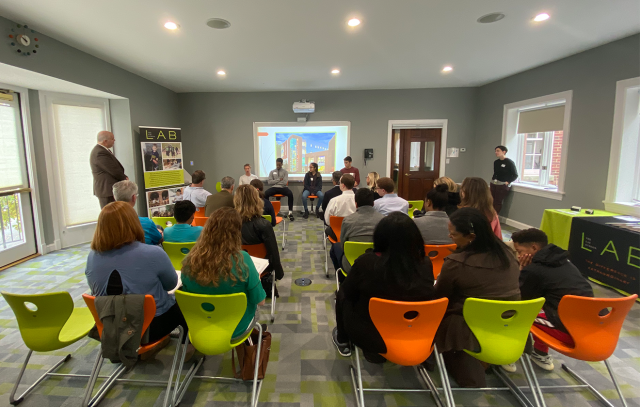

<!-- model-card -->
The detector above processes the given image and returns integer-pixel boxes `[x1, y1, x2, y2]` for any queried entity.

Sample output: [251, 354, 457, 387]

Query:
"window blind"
[517, 105, 565, 134]
[0, 103, 25, 190]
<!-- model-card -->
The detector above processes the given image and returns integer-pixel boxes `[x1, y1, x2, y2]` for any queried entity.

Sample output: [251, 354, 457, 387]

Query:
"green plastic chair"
[1, 291, 94, 405]
[262, 214, 272, 223]
[216, 181, 222, 192]
[152, 216, 177, 228]
[172, 291, 263, 407]
[344, 242, 374, 266]
[435, 297, 546, 407]
[408, 200, 424, 218]
[163, 241, 196, 270]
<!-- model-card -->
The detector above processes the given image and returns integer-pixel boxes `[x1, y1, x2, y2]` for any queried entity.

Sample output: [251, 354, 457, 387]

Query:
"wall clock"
[8, 23, 41, 56]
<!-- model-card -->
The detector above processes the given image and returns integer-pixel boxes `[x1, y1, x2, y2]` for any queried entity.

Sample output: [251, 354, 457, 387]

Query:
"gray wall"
[473, 34, 640, 227]
[0, 15, 180, 243]
[178, 88, 478, 206]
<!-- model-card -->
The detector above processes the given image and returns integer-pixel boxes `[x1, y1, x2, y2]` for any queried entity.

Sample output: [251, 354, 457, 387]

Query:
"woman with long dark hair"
[332, 212, 435, 363]
[434, 207, 520, 387]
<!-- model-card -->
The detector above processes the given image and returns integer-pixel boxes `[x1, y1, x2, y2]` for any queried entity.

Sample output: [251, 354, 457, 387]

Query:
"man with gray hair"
[204, 176, 235, 217]
[90, 131, 128, 208]
[113, 180, 163, 245]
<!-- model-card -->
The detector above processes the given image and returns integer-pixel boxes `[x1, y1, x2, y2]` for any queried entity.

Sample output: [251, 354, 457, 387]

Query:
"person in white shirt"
[324, 174, 356, 240]
[239, 164, 259, 185]
[183, 170, 212, 208]
[373, 177, 409, 216]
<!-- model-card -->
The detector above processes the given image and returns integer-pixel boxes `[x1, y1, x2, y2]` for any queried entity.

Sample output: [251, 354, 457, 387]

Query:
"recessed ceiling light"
[164, 22, 179, 30]
[217, 70, 226, 75]
[347, 18, 361, 27]
[331, 69, 340, 74]
[442, 66, 453, 72]
[477, 12, 505, 24]
[206, 18, 231, 29]
[533, 13, 550, 22]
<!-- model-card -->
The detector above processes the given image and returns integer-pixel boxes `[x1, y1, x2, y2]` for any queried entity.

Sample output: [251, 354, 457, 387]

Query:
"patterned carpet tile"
[0, 217, 638, 406]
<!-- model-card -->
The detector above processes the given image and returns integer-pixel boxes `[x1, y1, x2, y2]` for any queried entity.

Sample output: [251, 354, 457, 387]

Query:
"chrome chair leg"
[325, 239, 329, 278]
[163, 326, 185, 407]
[10, 350, 71, 405]
[604, 359, 628, 407]
[270, 274, 276, 323]
[522, 354, 546, 407]
[433, 348, 454, 407]
[561, 364, 616, 407]
[250, 323, 263, 407]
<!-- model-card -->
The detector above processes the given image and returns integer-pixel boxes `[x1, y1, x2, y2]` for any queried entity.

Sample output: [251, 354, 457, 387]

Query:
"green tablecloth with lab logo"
[539, 209, 620, 250]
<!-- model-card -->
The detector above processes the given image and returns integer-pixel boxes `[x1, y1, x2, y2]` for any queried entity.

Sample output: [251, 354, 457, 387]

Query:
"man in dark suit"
[90, 131, 128, 208]
[204, 176, 235, 216]
[321, 171, 343, 221]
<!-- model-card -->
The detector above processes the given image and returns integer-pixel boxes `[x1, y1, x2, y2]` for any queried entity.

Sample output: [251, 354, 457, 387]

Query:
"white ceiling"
[1, 0, 638, 93]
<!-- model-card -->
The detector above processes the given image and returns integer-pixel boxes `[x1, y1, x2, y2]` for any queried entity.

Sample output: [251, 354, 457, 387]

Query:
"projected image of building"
[276, 132, 337, 173]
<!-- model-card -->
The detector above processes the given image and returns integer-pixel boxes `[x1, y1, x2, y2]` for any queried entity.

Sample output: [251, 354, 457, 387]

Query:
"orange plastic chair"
[271, 200, 286, 250]
[191, 217, 207, 227]
[194, 207, 206, 218]
[307, 195, 319, 214]
[324, 216, 345, 278]
[271, 182, 289, 199]
[349, 297, 449, 406]
[424, 244, 456, 279]
[81, 294, 186, 407]
[242, 243, 276, 323]
[527, 294, 637, 406]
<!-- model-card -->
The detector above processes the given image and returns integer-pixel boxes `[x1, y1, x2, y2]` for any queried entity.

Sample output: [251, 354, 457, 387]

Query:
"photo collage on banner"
[139, 126, 185, 217]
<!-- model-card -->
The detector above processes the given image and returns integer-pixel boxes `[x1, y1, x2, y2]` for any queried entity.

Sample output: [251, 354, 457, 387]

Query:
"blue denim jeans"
[302, 190, 324, 211]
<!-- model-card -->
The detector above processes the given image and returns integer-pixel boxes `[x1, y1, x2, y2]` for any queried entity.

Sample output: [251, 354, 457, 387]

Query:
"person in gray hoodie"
[264, 158, 294, 221]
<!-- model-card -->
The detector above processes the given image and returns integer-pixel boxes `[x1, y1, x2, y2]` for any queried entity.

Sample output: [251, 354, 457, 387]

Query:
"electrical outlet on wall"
[446, 158, 450, 164]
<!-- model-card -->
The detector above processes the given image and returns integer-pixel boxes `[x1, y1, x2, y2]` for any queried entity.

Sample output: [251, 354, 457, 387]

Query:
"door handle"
[405, 173, 410, 176]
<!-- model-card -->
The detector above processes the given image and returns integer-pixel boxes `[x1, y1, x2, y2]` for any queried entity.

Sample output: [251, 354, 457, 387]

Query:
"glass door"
[0, 92, 37, 266]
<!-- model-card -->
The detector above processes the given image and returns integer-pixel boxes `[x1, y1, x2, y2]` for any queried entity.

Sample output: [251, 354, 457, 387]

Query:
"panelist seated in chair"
[180, 207, 266, 339]
[332, 212, 434, 363]
[249, 178, 276, 227]
[264, 158, 294, 221]
[302, 162, 323, 219]
[85, 202, 188, 346]
[434, 207, 520, 388]
[512, 228, 594, 372]
[164, 200, 204, 243]
[235, 185, 284, 295]
[413, 184, 451, 244]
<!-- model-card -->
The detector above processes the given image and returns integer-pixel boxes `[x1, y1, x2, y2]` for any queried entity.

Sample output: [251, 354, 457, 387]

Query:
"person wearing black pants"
[265, 158, 294, 221]
[491, 145, 518, 215]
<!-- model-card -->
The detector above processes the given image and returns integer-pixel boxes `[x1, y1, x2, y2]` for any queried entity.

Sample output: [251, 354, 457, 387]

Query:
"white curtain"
[0, 103, 25, 189]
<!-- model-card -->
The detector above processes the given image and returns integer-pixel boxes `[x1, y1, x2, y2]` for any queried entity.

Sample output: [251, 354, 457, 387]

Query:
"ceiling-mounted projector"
[293, 100, 315, 114]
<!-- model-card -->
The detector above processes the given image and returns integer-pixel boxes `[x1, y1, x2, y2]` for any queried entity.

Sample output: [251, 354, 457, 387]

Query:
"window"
[501, 91, 572, 200]
[604, 77, 640, 216]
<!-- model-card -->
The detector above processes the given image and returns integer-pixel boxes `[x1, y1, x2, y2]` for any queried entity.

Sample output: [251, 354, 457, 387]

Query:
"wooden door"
[396, 129, 441, 201]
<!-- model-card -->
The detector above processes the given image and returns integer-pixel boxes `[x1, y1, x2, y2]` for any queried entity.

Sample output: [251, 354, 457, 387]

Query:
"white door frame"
[386, 119, 448, 177]
[0, 82, 46, 257]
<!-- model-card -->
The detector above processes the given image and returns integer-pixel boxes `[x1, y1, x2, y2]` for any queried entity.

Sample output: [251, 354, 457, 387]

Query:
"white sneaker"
[501, 363, 517, 373]
[530, 352, 555, 371]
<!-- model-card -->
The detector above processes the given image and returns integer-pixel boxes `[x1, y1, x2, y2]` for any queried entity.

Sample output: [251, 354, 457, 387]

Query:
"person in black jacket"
[234, 185, 284, 298]
[302, 163, 323, 219]
[249, 179, 276, 227]
[332, 212, 434, 363]
[321, 171, 343, 223]
[491, 145, 518, 215]
[512, 228, 594, 371]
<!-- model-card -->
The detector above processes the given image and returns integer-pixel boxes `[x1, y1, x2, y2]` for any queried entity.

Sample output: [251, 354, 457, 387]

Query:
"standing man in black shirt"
[491, 145, 518, 214]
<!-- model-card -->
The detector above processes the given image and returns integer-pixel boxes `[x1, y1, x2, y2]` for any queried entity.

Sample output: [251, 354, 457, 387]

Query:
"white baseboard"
[44, 239, 62, 254]
[499, 216, 534, 231]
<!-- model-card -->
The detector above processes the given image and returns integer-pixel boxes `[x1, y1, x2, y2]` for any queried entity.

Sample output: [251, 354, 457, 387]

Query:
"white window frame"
[501, 91, 572, 201]
[39, 91, 111, 248]
[604, 77, 640, 217]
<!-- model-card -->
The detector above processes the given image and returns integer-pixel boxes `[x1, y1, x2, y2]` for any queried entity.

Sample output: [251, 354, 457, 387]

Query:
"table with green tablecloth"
[539, 209, 620, 250]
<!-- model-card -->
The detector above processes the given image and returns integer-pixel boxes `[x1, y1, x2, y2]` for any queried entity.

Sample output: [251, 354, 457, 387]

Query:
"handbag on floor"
[231, 327, 272, 381]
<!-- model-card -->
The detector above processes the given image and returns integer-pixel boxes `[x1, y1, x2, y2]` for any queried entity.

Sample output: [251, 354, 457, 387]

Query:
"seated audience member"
[413, 184, 451, 244]
[302, 162, 323, 219]
[180, 207, 266, 339]
[113, 180, 162, 245]
[434, 176, 461, 216]
[250, 178, 276, 227]
[340, 156, 360, 187]
[373, 177, 409, 215]
[163, 200, 203, 243]
[334, 188, 385, 278]
[434, 207, 520, 387]
[264, 158, 294, 221]
[183, 170, 211, 208]
[459, 177, 502, 239]
[333, 212, 434, 362]
[366, 171, 381, 200]
[235, 185, 285, 296]
[205, 176, 235, 217]
[512, 228, 594, 371]
[85, 202, 187, 347]
[322, 171, 344, 216]
[239, 163, 259, 185]
[324, 174, 356, 243]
